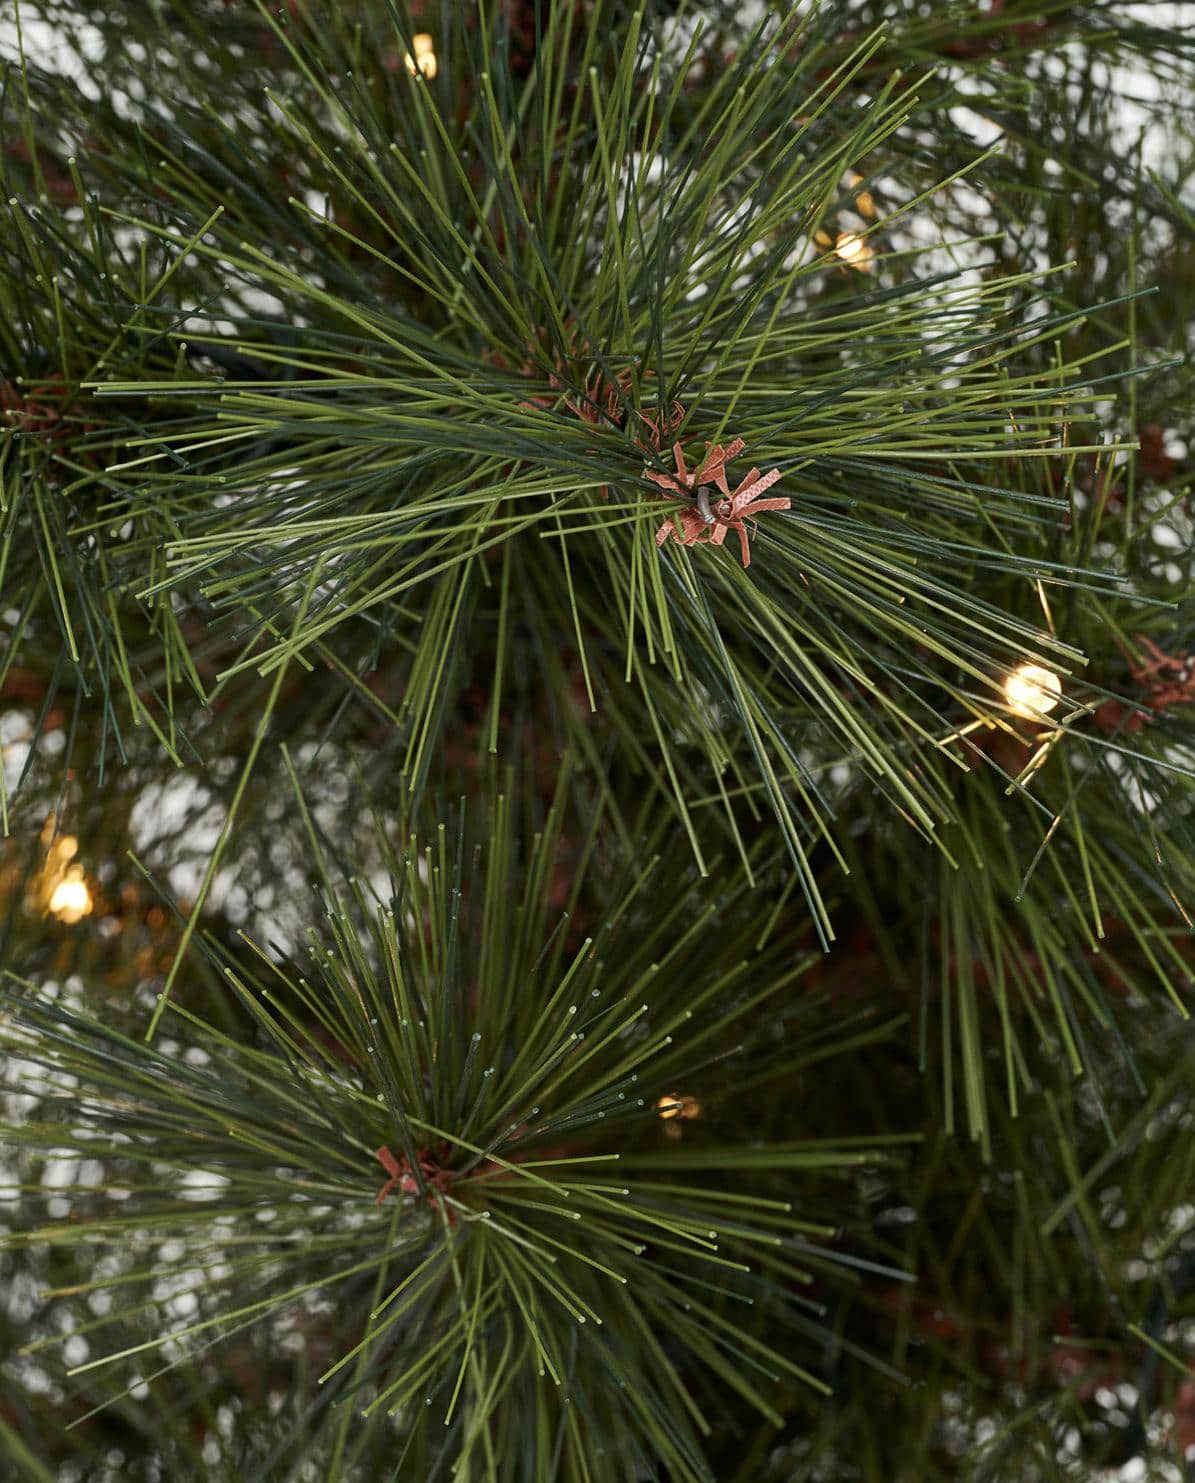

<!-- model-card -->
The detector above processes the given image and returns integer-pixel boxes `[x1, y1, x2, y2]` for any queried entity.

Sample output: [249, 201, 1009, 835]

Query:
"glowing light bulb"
[49, 866, 92, 924]
[656, 1093, 700, 1121]
[845, 170, 877, 219]
[405, 33, 438, 78]
[1003, 663, 1062, 721]
[35, 832, 94, 922]
[834, 232, 873, 271]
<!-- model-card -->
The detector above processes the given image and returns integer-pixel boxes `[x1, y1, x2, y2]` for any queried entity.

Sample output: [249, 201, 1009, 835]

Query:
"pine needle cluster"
[1, 1, 1193, 1478]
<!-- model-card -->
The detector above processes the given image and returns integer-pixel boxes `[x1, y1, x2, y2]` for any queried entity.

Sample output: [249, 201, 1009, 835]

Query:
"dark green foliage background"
[0, 1, 1193, 1479]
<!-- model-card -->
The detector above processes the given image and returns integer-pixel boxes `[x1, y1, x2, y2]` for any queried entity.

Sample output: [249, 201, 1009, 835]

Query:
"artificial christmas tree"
[1, 1, 1193, 1478]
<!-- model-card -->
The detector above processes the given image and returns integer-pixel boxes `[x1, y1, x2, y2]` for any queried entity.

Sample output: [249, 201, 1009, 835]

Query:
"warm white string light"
[1003, 662, 1062, 721]
[656, 1092, 700, 1121]
[49, 868, 93, 924]
[833, 231, 873, 271]
[404, 32, 438, 78]
[35, 830, 95, 924]
[845, 169, 877, 220]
